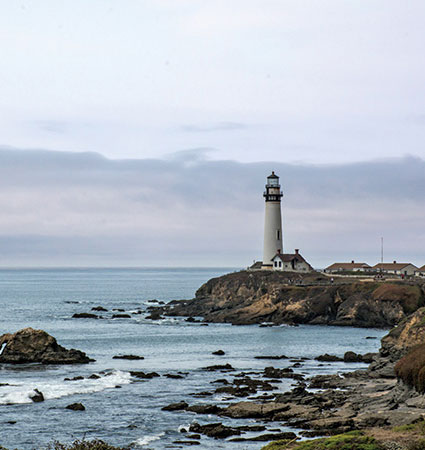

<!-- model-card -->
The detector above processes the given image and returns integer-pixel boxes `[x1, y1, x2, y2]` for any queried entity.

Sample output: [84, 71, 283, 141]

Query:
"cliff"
[164, 270, 425, 328]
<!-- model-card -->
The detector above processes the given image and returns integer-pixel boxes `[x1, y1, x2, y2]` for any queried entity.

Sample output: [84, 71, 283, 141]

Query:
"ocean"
[0, 268, 386, 449]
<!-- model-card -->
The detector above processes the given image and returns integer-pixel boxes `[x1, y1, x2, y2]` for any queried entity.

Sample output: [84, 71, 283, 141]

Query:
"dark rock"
[186, 404, 223, 414]
[186, 434, 201, 439]
[362, 352, 377, 363]
[113, 308, 125, 312]
[189, 422, 241, 439]
[91, 306, 108, 312]
[229, 432, 297, 442]
[202, 363, 234, 371]
[191, 391, 213, 397]
[66, 402, 85, 411]
[0, 328, 93, 364]
[162, 401, 188, 411]
[255, 355, 287, 360]
[343, 351, 362, 362]
[112, 354, 144, 360]
[212, 350, 225, 355]
[172, 441, 200, 446]
[64, 376, 84, 381]
[221, 401, 290, 418]
[211, 378, 229, 384]
[88, 374, 100, 379]
[263, 366, 296, 378]
[145, 311, 164, 320]
[164, 373, 184, 379]
[112, 314, 131, 319]
[236, 425, 267, 432]
[72, 313, 99, 319]
[186, 317, 200, 323]
[130, 371, 160, 379]
[315, 354, 343, 362]
[30, 389, 44, 403]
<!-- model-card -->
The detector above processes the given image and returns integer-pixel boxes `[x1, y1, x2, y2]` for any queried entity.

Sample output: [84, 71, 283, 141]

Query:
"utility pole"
[381, 237, 384, 263]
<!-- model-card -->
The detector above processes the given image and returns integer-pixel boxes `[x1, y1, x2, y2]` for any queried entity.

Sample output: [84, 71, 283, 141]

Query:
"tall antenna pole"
[381, 237, 384, 263]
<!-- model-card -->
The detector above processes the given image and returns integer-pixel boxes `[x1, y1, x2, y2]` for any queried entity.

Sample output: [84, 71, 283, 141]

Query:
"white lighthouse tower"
[262, 171, 283, 268]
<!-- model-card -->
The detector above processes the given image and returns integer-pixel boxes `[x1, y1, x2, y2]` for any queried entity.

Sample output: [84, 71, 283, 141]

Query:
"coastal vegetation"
[262, 432, 383, 450]
[395, 343, 425, 392]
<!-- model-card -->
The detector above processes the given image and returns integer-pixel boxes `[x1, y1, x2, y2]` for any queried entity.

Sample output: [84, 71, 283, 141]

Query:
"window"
[279, 261, 282, 268]
[274, 261, 278, 267]
[277, 230, 280, 240]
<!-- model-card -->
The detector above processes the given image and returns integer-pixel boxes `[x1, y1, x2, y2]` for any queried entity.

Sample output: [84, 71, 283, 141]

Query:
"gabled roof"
[326, 262, 371, 270]
[416, 265, 425, 272]
[272, 253, 305, 263]
[272, 251, 313, 270]
[373, 262, 417, 270]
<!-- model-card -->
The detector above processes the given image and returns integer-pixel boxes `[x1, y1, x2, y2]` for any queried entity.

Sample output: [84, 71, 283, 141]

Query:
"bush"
[395, 344, 425, 392]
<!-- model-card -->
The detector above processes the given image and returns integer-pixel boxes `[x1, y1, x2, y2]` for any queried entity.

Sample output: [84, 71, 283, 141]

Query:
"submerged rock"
[112, 354, 144, 360]
[66, 402, 85, 411]
[0, 328, 93, 364]
[212, 350, 225, 355]
[72, 313, 99, 319]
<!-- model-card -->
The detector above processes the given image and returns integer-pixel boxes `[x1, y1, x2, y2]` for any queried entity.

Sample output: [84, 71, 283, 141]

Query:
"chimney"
[277, 249, 281, 254]
[351, 260, 354, 264]
[393, 260, 396, 264]
[295, 249, 299, 254]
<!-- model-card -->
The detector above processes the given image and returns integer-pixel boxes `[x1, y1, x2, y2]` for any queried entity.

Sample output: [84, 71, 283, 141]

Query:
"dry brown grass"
[395, 344, 425, 392]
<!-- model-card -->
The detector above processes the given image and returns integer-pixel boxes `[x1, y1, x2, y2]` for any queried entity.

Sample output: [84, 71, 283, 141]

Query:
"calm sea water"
[0, 268, 386, 450]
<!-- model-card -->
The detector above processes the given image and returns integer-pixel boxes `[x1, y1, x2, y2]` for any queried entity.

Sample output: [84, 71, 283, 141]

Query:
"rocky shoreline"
[4, 276, 425, 448]
[158, 307, 425, 447]
[153, 270, 425, 328]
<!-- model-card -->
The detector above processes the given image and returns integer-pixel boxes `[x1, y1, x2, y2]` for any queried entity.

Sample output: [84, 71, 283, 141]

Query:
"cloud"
[0, 147, 423, 267]
[181, 122, 249, 133]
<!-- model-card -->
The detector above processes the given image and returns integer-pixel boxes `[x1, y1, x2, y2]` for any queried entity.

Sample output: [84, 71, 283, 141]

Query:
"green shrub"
[395, 344, 425, 392]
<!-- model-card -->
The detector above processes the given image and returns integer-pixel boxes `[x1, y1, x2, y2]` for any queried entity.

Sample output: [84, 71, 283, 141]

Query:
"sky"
[0, 1, 424, 267]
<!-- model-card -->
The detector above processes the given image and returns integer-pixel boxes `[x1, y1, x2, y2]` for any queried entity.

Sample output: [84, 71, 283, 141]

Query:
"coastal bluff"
[162, 270, 425, 327]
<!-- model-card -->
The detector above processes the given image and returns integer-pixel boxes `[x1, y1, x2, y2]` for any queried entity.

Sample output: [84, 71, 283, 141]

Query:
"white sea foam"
[0, 370, 131, 405]
[133, 432, 164, 446]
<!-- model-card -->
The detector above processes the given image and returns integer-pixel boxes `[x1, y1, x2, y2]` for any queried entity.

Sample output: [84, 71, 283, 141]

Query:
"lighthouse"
[262, 171, 283, 268]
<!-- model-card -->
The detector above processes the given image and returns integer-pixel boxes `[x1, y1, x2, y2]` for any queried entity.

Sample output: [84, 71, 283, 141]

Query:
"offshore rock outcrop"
[0, 328, 93, 364]
[162, 270, 424, 328]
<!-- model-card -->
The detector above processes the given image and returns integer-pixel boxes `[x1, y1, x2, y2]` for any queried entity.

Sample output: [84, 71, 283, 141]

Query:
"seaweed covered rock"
[0, 328, 93, 364]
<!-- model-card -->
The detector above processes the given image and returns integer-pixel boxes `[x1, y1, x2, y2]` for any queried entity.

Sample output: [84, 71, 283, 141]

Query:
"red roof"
[373, 263, 417, 270]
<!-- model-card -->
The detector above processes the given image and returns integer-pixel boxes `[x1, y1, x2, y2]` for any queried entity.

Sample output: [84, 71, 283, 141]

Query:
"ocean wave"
[132, 432, 165, 446]
[0, 370, 131, 405]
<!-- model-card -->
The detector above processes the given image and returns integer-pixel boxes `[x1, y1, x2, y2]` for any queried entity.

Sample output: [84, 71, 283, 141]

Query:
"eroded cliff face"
[165, 270, 424, 328]
[380, 307, 425, 359]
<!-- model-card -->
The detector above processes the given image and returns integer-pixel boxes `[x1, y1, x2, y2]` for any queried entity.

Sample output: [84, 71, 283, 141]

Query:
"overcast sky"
[0, 2, 424, 266]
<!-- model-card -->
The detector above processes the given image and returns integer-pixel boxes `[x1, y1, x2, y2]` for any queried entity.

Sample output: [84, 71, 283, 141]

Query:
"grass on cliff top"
[262, 431, 383, 450]
[395, 343, 425, 393]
